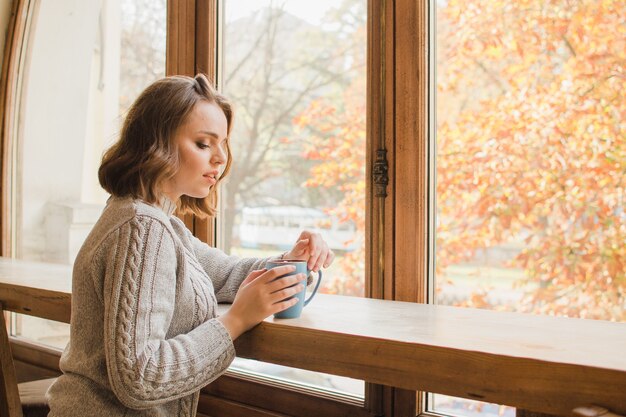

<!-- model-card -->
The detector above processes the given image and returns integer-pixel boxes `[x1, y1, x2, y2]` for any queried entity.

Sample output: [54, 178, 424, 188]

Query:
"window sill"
[1, 257, 625, 416]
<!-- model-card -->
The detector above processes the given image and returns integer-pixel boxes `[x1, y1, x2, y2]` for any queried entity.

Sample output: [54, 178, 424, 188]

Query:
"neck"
[157, 195, 178, 216]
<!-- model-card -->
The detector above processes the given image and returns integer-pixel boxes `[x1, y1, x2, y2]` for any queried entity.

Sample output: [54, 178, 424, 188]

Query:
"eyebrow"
[197, 130, 221, 139]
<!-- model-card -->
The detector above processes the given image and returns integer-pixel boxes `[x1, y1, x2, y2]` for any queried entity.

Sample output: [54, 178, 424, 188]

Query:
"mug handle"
[303, 270, 322, 307]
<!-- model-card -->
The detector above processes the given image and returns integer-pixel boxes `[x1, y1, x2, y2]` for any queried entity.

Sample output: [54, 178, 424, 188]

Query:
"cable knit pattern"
[47, 197, 275, 417]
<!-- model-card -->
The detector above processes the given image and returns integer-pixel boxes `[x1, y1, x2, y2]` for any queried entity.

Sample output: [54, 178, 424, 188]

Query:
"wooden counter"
[1, 257, 625, 416]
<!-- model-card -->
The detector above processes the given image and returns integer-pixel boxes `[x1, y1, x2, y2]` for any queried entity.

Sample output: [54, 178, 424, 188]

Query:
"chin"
[193, 189, 211, 199]
[183, 190, 210, 199]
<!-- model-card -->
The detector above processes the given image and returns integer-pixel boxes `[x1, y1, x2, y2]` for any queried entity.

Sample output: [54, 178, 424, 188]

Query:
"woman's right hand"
[217, 266, 305, 340]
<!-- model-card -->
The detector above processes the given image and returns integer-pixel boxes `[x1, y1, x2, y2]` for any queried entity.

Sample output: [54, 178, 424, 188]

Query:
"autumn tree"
[294, 1, 366, 296]
[298, 0, 624, 317]
[221, 3, 360, 252]
[295, 75, 366, 296]
[119, 0, 166, 113]
[436, 0, 625, 321]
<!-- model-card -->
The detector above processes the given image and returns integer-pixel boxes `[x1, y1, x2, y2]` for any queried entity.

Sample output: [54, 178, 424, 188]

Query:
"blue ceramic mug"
[266, 259, 322, 319]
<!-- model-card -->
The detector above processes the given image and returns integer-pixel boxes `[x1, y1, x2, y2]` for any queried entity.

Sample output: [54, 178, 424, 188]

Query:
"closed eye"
[196, 142, 211, 150]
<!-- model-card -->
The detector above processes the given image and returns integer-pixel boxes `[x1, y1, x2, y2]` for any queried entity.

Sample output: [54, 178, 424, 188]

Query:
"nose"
[211, 142, 227, 166]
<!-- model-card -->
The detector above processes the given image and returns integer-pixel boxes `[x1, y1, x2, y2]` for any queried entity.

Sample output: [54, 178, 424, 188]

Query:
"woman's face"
[162, 100, 228, 202]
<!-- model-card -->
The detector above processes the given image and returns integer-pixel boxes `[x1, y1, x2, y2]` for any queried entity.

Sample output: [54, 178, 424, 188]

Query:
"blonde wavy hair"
[98, 74, 233, 218]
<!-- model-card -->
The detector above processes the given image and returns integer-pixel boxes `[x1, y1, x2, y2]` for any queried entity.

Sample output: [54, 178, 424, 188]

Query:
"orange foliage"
[438, 0, 625, 321]
[295, 76, 366, 297]
[295, 0, 625, 320]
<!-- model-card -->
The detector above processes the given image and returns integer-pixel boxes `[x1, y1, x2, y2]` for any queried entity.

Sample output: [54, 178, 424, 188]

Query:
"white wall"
[83, 0, 121, 204]
[17, 0, 120, 262]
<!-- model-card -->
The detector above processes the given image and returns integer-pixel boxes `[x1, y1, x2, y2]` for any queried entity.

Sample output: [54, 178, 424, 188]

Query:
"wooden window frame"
[165, 0, 430, 416]
[0, 0, 431, 415]
[5, 1, 626, 417]
[0, 0, 38, 257]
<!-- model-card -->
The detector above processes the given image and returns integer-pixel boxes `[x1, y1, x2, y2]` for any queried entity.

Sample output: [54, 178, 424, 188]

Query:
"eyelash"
[196, 139, 227, 150]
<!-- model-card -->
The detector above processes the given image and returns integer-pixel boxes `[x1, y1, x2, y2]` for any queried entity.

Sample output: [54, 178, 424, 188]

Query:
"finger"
[296, 230, 311, 241]
[307, 245, 322, 271]
[315, 242, 335, 271]
[313, 250, 326, 273]
[270, 283, 304, 304]
[305, 234, 326, 271]
[323, 250, 335, 268]
[240, 269, 266, 287]
[311, 240, 329, 271]
[291, 239, 310, 257]
[268, 273, 306, 293]
[272, 296, 300, 315]
[259, 265, 297, 284]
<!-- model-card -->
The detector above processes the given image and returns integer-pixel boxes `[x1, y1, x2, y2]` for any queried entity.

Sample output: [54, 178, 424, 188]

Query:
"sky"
[224, 0, 341, 25]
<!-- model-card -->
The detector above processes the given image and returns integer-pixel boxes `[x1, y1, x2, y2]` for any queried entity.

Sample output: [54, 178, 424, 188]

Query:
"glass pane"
[431, 394, 515, 417]
[433, 0, 625, 415]
[14, 0, 166, 348]
[220, 0, 366, 398]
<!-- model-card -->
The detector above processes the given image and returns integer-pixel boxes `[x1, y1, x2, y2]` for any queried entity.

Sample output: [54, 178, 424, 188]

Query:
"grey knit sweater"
[47, 197, 273, 417]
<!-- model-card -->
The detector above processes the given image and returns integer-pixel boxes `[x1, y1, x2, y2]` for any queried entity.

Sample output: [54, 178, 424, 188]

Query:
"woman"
[47, 74, 334, 416]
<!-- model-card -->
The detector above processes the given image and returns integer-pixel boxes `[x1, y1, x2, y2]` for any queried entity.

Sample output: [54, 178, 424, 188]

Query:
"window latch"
[373, 149, 389, 197]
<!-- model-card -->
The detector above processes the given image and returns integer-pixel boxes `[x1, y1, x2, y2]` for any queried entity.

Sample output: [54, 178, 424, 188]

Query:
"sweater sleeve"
[102, 216, 236, 410]
[169, 216, 277, 302]
[187, 230, 272, 302]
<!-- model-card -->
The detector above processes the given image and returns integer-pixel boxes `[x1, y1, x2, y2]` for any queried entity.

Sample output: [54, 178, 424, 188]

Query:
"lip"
[203, 171, 219, 185]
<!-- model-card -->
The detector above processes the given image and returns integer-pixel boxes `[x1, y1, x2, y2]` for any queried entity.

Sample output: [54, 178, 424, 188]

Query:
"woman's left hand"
[284, 230, 335, 272]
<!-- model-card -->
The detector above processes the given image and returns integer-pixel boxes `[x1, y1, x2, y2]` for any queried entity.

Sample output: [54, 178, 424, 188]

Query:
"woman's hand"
[283, 231, 335, 272]
[217, 266, 305, 340]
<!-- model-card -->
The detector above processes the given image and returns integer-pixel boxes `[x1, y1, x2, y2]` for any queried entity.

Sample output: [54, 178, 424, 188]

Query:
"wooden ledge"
[1, 257, 625, 416]
[227, 295, 626, 417]
[0, 258, 71, 323]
